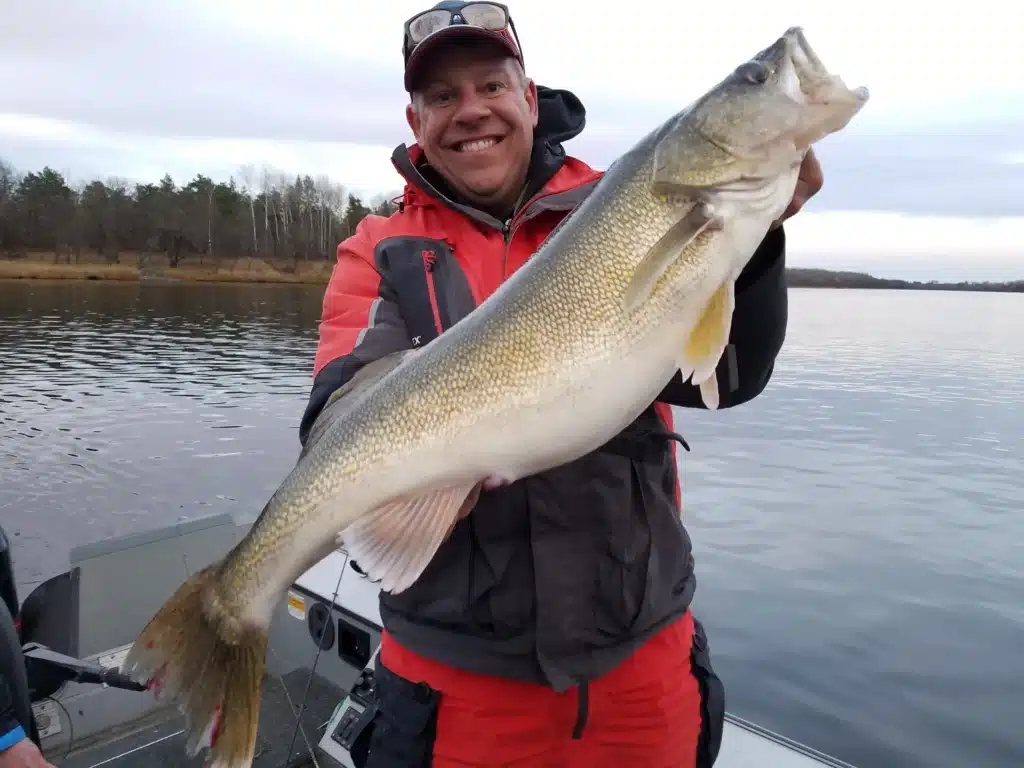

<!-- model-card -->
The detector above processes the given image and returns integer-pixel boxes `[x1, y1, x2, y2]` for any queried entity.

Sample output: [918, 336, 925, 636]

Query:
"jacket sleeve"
[656, 225, 788, 409]
[0, 591, 25, 752]
[298, 220, 411, 446]
[0, 672, 26, 752]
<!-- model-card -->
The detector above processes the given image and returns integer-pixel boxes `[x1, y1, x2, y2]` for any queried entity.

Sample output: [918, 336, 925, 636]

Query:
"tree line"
[787, 268, 1023, 293]
[0, 158, 399, 266]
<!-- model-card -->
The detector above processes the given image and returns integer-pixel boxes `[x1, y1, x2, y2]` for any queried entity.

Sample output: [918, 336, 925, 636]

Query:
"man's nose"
[452, 91, 491, 123]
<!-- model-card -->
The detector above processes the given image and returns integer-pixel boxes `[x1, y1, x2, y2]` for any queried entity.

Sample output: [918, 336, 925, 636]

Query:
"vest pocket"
[592, 454, 654, 635]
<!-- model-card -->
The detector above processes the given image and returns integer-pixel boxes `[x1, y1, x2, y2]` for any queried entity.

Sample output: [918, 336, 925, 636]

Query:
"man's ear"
[406, 101, 422, 140]
[524, 78, 539, 128]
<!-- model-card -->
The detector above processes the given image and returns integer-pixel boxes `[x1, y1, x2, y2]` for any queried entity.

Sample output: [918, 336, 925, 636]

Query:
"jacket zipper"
[500, 188, 558, 279]
[422, 249, 444, 336]
[501, 219, 512, 277]
[392, 150, 595, 280]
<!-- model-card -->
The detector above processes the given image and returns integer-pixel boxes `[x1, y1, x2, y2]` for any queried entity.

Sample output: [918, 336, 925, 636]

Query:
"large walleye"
[123, 26, 868, 767]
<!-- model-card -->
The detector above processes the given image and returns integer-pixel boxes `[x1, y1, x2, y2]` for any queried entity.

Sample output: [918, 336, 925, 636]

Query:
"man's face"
[406, 41, 538, 214]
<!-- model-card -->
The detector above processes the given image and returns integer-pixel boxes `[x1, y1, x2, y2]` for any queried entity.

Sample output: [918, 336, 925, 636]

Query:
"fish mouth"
[781, 26, 869, 107]
[783, 27, 825, 79]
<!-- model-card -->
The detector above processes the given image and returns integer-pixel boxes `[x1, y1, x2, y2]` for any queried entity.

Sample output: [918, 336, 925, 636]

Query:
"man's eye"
[484, 81, 505, 95]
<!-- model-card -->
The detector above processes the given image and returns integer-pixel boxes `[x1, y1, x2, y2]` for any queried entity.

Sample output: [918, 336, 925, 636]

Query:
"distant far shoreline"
[1, 252, 1021, 293]
[787, 267, 1022, 293]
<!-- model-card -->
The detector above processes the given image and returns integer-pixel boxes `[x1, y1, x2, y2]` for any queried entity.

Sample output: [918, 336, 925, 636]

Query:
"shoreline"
[0, 255, 332, 286]
[1, 256, 1021, 293]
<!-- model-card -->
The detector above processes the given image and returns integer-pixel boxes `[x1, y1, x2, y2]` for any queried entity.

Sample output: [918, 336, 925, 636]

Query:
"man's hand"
[0, 739, 56, 768]
[773, 147, 824, 227]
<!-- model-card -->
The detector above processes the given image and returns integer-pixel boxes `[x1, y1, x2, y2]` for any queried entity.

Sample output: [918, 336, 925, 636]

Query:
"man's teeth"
[457, 138, 498, 152]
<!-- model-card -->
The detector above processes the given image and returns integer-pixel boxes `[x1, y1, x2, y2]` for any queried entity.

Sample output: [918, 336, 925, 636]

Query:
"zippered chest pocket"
[373, 235, 477, 349]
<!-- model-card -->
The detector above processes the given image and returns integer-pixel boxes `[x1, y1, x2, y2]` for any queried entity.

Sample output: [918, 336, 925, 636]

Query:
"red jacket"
[314, 145, 600, 376]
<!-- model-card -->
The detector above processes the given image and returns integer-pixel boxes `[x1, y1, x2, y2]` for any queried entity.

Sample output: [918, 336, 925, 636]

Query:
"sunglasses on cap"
[402, 1, 523, 62]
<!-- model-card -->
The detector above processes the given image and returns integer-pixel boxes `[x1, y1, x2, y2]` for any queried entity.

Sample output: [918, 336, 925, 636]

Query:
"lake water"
[1, 280, 1021, 768]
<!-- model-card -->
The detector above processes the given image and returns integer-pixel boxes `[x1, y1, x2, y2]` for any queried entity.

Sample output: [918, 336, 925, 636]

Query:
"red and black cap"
[403, 2, 524, 92]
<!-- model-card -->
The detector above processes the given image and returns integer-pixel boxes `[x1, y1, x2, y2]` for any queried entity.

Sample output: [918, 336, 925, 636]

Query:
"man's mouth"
[453, 136, 502, 153]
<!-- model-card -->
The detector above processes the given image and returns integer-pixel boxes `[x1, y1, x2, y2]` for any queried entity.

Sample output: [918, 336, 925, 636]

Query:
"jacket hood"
[533, 85, 587, 156]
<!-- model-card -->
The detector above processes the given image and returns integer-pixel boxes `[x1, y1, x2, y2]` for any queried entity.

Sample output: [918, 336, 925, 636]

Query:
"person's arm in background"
[0, 671, 26, 753]
[656, 225, 787, 409]
[298, 218, 412, 448]
[0, 675, 53, 768]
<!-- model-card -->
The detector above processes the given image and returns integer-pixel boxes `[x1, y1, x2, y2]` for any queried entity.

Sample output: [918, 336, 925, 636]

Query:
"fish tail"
[122, 564, 267, 768]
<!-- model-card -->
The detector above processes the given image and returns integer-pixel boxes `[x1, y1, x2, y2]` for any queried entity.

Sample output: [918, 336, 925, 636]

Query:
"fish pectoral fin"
[338, 482, 482, 594]
[680, 278, 736, 411]
[623, 202, 723, 314]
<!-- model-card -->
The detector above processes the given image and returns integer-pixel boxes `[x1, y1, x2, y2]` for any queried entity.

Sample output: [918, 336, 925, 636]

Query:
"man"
[300, 3, 820, 766]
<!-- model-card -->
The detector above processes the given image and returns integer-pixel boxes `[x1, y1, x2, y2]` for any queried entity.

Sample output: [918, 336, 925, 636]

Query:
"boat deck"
[57, 668, 337, 768]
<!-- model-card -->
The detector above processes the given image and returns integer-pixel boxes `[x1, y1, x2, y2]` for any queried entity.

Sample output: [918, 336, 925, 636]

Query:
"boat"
[4, 512, 858, 767]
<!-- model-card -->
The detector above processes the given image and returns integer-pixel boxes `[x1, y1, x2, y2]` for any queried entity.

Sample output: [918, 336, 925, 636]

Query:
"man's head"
[403, 2, 538, 215]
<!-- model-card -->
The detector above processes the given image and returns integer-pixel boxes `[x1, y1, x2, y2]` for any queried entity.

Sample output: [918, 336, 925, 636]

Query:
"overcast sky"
[2, 0, 1022, 279]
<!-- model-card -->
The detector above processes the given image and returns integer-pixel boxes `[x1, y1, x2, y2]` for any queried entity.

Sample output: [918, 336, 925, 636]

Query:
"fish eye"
[737, 61, 770, 85]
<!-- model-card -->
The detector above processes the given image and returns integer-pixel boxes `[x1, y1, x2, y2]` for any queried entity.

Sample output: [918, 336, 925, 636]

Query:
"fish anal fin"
[680, 278, 736, 410]
[623, 203, 723, 313]
[338, 482, 482, 594]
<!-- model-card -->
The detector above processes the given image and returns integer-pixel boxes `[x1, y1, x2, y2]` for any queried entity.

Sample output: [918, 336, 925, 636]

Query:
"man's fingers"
[800, 148, 824, 197]
[0, 738, 58, 767]
[774, 148, 824, 227]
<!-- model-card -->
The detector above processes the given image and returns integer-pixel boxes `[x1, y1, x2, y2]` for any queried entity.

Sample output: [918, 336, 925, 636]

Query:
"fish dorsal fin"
[679, 277, 737, 410]
[302, 348, 419, 456]
[338, 482, 482, 594]
[623, 202, 723, 313]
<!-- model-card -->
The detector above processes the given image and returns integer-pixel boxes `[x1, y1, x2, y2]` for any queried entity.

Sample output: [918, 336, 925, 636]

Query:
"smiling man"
[299, 2, 820, 766]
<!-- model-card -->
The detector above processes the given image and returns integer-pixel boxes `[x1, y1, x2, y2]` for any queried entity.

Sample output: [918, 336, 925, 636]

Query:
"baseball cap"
[403, 1, 525, 92]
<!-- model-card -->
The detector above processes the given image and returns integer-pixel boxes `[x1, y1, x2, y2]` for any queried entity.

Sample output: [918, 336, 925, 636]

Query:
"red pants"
[379, 611, 702, 768]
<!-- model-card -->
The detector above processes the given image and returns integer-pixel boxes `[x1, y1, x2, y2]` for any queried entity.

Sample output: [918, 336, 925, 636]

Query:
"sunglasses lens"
[408, 9, 453, 44]
[460, 3, 508, 30]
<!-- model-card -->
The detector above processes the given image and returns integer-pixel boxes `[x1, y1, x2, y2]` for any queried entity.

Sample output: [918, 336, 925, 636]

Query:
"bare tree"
[237, 164, 259, 260]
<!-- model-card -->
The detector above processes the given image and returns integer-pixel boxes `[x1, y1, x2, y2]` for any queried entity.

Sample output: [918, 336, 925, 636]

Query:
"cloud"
[784, 212, 1024, 281]
[0, 114, 405, 199]
[804, 119, 1024, 218]
[0, 2, 411, 148]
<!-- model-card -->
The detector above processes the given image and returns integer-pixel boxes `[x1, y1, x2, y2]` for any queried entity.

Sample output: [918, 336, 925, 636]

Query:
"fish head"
[652, 26, 869, 196]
